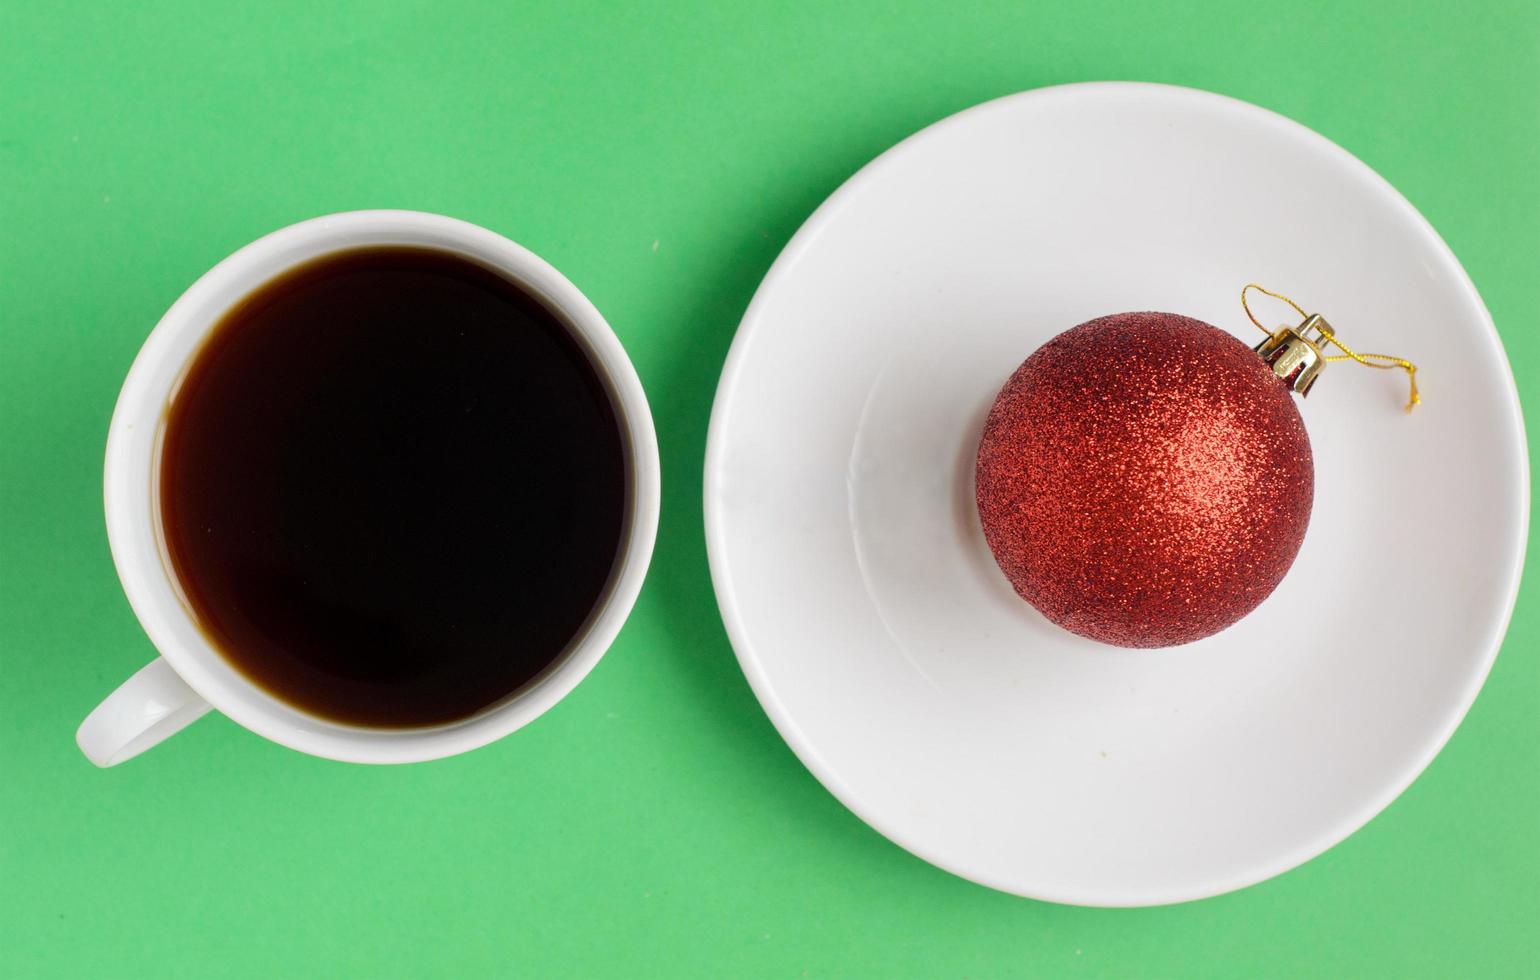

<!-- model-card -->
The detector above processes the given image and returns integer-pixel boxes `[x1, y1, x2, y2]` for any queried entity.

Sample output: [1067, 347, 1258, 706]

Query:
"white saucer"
[703, 83, 1528, 906]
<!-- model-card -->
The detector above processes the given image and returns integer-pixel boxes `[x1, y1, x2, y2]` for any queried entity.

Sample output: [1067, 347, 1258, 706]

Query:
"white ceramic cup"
[78, 210, 661, 767]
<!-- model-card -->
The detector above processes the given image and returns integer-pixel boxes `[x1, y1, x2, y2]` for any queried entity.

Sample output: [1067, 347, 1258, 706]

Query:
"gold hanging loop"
[1240, 284, 1420, 411]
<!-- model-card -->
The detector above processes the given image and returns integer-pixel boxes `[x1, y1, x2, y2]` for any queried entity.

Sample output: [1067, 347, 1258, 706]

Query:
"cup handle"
[77, 658, 212, 767]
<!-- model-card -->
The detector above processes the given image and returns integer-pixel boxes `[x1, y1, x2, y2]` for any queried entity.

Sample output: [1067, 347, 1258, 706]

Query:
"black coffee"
[159, 247, 628, 728]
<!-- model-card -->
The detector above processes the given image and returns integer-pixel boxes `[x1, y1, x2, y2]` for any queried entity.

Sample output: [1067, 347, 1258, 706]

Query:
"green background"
[3, 1, 1536, 976]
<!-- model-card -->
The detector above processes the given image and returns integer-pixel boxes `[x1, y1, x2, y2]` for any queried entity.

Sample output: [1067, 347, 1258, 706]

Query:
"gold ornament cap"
[1254, 313, 1333, 396]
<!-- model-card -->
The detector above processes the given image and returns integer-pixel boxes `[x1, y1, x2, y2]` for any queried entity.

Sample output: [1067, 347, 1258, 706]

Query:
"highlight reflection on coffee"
[158, 247, 628, 728]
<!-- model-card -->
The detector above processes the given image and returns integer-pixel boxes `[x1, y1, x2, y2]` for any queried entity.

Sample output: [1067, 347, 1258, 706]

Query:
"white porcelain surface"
[84, 210, 661, 766]
[704, 83, 1528, 906]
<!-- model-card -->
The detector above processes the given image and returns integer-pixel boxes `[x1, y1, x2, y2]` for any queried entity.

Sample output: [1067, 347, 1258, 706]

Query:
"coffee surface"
[159, 247, 627, 727]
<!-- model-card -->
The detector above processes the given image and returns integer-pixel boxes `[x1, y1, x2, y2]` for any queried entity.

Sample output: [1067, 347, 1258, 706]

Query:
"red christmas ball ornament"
[975, 311, 1314, 647]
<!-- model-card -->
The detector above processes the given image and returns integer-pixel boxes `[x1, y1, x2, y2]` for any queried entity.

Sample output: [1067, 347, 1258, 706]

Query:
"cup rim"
[103, 210, 660, 763]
